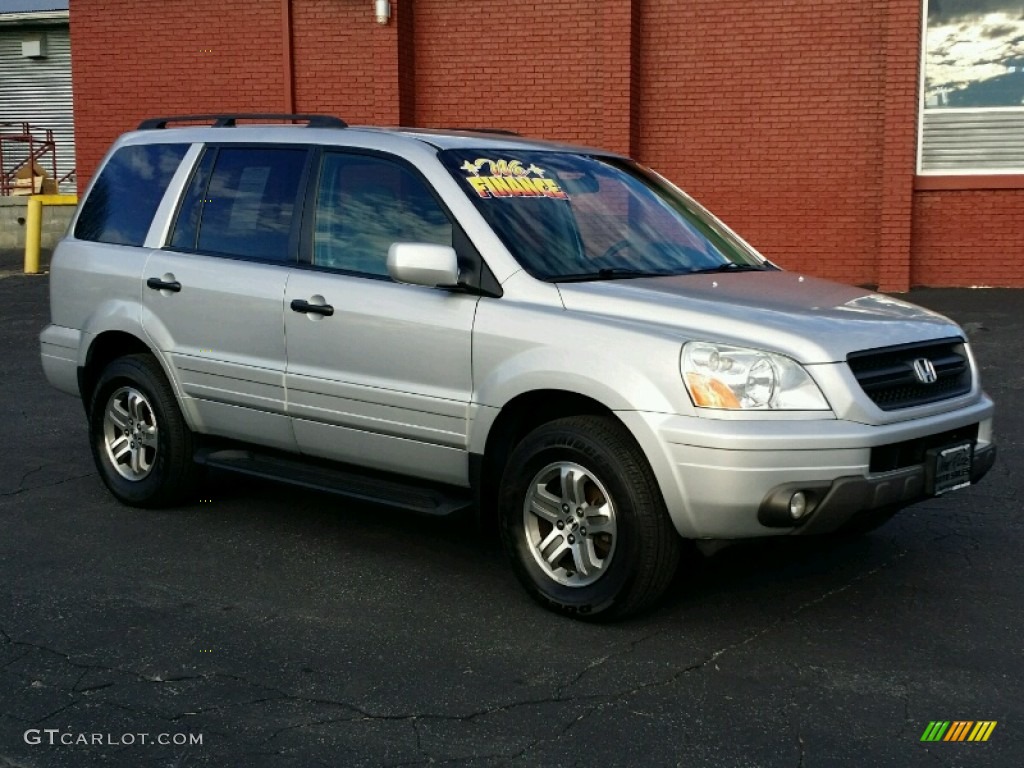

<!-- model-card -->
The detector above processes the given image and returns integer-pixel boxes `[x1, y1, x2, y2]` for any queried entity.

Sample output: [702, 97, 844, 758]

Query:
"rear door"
[283, 150, 478, 486]
[142, 144, 310, 449]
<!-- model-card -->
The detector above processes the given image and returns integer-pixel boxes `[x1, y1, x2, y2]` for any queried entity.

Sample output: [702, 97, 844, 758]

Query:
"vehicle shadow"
[192, 466, 896, 626]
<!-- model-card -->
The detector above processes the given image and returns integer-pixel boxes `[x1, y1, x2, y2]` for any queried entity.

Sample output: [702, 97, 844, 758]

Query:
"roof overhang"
[0, 10, 69, 26]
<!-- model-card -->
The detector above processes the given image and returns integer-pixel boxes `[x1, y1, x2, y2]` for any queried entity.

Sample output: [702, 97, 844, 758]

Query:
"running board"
[194, 447, 473, 516]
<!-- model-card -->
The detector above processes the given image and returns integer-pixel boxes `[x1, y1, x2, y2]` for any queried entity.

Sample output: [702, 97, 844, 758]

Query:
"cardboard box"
[10, 161, 56, 196]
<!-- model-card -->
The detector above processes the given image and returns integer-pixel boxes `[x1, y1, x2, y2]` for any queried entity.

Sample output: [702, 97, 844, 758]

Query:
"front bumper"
[757, 442, 996, 534]
[618, 395, 995, 539]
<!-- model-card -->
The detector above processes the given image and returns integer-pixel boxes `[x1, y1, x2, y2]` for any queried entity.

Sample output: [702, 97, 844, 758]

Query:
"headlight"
[681, 342, 830, 410]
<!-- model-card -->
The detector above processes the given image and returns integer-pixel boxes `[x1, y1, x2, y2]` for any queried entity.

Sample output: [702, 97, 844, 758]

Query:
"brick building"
[67, 0, 1024, 290]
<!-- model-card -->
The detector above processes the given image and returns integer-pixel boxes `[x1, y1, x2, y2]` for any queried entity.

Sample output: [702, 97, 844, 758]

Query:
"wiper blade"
[554, 268, 671, 282]
[687, 263, 765, 275]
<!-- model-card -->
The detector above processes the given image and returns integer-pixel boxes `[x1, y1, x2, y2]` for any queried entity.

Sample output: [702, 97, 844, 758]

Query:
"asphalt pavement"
[0, 248, 49, 280]
[0, 271, 1021, 767]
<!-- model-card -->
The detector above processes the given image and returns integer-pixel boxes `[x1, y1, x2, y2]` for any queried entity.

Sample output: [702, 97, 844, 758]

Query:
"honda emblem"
[912, 357, 938, 384]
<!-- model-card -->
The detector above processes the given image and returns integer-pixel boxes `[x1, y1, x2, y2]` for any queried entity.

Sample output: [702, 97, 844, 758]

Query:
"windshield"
[439, 149, 769, 281]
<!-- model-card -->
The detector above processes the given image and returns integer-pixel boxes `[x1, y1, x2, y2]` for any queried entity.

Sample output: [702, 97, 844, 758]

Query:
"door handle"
[290, 298, 334, 317]
[146, 277, 182, 293]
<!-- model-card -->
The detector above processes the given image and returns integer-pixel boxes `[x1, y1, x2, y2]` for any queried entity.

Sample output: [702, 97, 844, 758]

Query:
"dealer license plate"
[927, 442, 973, 496]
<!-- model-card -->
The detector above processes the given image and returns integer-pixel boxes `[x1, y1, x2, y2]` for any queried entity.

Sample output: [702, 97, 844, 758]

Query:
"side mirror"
[387, 242, 460, 289]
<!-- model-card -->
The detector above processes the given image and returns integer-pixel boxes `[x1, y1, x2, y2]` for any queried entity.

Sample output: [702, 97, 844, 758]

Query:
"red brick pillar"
[601, 0, 639, 156]
[372, 0, 414, 125]
[396, 0, 416, 124]
[281, 0, 295, 113]
[877, 0, 922, 293]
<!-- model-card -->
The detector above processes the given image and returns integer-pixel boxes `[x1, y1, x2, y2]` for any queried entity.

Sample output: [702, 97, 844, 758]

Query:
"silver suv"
[40, 114, 996, 619]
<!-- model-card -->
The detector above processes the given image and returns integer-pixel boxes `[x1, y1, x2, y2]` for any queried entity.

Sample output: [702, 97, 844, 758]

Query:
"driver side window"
[313, 153, 453, 277]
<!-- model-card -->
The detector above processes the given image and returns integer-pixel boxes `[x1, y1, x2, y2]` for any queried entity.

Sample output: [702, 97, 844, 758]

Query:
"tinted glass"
[75, 143, 188, 246]
[169, 148, 216, 250]
[196, 148, 307, 261]
[313, 153, 452, 276]
[439, 150, 764, 281]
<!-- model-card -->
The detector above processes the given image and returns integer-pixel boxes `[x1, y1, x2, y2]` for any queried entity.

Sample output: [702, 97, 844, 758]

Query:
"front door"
[284, 150, 477, 486]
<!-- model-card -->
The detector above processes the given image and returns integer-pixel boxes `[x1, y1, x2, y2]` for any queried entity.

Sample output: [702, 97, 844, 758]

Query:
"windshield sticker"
[460, 158, 568, 200]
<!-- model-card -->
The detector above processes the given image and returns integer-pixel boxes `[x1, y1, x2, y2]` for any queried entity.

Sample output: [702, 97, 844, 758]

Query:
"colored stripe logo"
[920, 721, 997, 742]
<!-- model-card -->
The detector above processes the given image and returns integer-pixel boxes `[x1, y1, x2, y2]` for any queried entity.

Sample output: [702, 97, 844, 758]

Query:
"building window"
[920, 0, 1024, 173]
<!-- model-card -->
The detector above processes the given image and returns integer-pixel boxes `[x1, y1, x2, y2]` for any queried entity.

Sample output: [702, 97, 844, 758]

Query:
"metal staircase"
[0, 121, 73, 195]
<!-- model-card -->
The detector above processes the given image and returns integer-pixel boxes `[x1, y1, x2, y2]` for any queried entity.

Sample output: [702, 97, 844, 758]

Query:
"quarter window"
[75, 143, 188, 246]
[313, 153, 453, 277]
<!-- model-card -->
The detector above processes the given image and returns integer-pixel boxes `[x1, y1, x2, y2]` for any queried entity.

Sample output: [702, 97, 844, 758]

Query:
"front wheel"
[499, 416, 681, 620]
[88, 353, 199, 507]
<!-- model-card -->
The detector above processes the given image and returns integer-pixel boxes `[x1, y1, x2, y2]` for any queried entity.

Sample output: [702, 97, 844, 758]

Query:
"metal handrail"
[0, 122, 59, 195]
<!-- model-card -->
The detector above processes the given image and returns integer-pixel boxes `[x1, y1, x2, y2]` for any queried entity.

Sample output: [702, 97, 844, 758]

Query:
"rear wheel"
[499, 416, 681, 620]
[89, 354, 199, 507]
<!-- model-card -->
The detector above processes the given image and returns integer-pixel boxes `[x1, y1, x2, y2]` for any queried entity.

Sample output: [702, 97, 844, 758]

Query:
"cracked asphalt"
[0, 272, 1021, 767]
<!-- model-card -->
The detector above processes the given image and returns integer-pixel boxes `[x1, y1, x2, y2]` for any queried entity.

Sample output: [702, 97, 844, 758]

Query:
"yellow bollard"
[23, 194, 77, 275]
[24, 197, 43, 274]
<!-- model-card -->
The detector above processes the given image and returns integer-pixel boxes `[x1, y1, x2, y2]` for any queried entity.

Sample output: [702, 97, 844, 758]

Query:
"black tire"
[498, 415, 681, 621]
[88, 353, 199, 507]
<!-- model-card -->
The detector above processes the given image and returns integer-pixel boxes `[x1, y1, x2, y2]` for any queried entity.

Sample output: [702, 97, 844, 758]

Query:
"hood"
[555, 271, 962, 363]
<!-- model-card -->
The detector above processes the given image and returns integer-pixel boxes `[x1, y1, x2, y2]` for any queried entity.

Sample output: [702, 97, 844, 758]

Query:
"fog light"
[789, 491, 808, 520]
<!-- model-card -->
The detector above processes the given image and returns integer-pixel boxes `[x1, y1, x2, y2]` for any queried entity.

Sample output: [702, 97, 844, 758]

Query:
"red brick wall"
[636, 0, 894, 287]
[289, 0, 377, 122]
[911, 189, 1024, 288]
[411, 0, 604, 144]
[69, 0, 287, 189]
[67, 0, 1023, 288]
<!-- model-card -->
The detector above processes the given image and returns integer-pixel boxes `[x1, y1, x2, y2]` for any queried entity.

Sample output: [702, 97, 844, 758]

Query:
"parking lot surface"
[0, 272, 1021, 767]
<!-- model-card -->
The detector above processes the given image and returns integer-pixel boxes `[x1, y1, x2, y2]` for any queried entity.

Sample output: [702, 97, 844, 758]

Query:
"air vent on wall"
[21, 34, 48, 59]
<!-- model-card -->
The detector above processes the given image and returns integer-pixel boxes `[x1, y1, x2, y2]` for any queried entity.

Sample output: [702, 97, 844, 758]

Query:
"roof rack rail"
[137, 114, 348, 130]
[452, 127, 520, 136]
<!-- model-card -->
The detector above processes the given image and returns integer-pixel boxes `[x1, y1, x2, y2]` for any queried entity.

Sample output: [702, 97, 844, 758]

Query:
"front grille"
[847, 338, 972, 411]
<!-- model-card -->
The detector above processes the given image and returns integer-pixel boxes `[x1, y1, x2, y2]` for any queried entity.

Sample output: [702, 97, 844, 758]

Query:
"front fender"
[469, 296, 696, 455]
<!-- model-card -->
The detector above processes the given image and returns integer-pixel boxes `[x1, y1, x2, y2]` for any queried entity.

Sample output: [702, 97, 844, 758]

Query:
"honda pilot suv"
[40, 114, 996, 619]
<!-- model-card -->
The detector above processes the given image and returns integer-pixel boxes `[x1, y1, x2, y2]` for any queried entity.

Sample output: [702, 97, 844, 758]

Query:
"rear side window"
[171, 147, 307, 262]
[74, 143, 188, 246]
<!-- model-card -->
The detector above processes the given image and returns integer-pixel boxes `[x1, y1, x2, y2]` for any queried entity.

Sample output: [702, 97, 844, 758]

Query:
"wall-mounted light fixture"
[374, 0, 390, 25]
